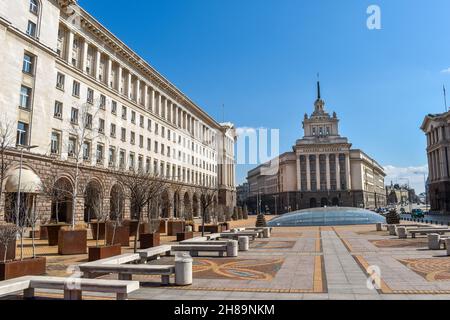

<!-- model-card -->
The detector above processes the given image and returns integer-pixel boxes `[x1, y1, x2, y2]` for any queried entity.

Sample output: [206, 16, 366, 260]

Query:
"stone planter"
[89, 222, 106, 241]
[167, 221, 185, 236]
[177, 232, 194, 242]
[29, 230, 40, 239]
[106, 224, 130, 247]
[58, 229, 87, 255]
[140, 233, 160, 249]
[44, 224, 70, 246]
[199, 225, 222, 234]
[0, 257, 46, 281]
[124, 220, 150, 237]
[39, 225, 48, 240]
[0, 239, 16, 262]
[159, 220, 167, 234]
[88, 244, 122, 262]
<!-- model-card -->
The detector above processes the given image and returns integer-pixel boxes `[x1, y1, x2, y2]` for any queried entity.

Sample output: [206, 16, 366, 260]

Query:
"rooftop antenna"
[444, 85, 448, 112]
[222, 104, 225, 122]
[317, 73, 321, 99]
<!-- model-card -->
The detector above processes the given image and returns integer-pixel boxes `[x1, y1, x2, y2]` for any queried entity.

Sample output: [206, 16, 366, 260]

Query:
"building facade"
[421, 111, 450, 214]
[246, 83, 386, 214]
[0, 0, 237, 223]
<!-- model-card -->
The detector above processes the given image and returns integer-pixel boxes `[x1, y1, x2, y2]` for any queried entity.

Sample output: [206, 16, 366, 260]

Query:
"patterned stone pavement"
[5, 218, 450, 300]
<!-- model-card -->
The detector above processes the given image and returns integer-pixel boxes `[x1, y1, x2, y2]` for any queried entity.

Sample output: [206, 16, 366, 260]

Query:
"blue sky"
[78, 0, 450, 193]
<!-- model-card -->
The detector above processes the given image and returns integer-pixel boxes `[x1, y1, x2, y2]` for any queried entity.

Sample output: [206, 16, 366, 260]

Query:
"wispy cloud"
[441, 67, 450, 74]
[384, 164, 428, 193]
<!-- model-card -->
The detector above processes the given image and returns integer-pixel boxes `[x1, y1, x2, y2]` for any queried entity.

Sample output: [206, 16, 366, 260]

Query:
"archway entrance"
[192, 194, 200, 218]
[183, 193, 192, 220]
[321, 198, 329, 207]
[332, 197, 339, 207]
[173, 192, 180, 218]
[161, 191, 170, 218]
[84, 181, 103, 222]
[310, 198, 317, 208]
[51, 177, 73, 223]
[110, 184, 124, 221]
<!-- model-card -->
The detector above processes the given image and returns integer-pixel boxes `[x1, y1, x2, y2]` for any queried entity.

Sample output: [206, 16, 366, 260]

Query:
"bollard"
[397, 227, 407, 239]
[175, 253, 193, 286]
[376, 223, 382, 232]
[428, 234, 441, 250]
[388, 225, 397, 236]
[446, 239, 450, 256]
[263, 228, 270, 238]
[238, 236, 249, 252]
[226, 240, 238, 257]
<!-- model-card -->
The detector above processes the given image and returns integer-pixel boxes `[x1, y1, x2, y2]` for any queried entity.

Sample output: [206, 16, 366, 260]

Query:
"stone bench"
[388, 224, 430, 236]
[0, 276, 139, 300]
[402, 228, 450, 239]
[137, 245, 172, 263]
[207, 233, 222, 240]
[220, 231, 259, 241]
[180, 236, 250, 252]
[171, 240, 238, 257]
[181, 237, 209, 243]
[245, 227, 272, 238]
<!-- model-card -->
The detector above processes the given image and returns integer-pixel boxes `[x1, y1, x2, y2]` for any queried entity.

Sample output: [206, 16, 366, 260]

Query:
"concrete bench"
[220, 231, 259, 241]
[171, 240, 238, 257]
[0, 276, 139, 300]
[181, 237, 208, 243]
[245, 227, 272, 238]
[207, 233, 222, 240]
[137, 245, 172, 263]
[388, 224, 430, 236]
[407, 228, 450, 239]
[180, 237, 249, 252]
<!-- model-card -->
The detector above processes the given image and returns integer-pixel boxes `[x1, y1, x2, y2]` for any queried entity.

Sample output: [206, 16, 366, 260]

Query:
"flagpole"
[444, 85, 448, 112]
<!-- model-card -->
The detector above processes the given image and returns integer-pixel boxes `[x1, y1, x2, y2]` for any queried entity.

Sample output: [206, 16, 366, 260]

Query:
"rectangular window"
[147, 138, 151, 151]
[70, 107, 79, 124]
[19, 86, 32, 110]
[99, 95, 106, 109]
[29, 0, 39, 14]
[99, 118, 105, 134]
[26, 21, 37, 37]
[155, 123, 159, 135]
[82, 141, 91, 160]
[119, 150, 126, 169]
[68, 136, 77, 157]
[72, 81, 80, 97]
[130, 131, 135, 145]
[110, 124, 116, 138]
[111, 100, 117, 115]
[16, 122, 29, 146]
[147, 119, 152, 131]
[51, 131, 61, 154]
[139, 135, 144, 148]
[108, 147, 116, 167]
[54, 101, 63, 119]
[154, 141, 158, 154]
[140, 115, 144, 128]
[84, 113, 93, 129]
[22, 53, 34, 74]
[138, 155, 143, 171]
[121, 128, 126, 142]
[129, 153, 135, 170]
[96, 144, 104, 164]
[131, 111, 136, 124]
[56, 73, 65, 90]
[87, 88, 94, 104]
[121, 106, 127, 120]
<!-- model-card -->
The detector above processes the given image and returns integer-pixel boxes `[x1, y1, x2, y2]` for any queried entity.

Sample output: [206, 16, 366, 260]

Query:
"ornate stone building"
[0, 0, 237, 224]
[247, 82, 386, 214]
[421, 111, 450, 214]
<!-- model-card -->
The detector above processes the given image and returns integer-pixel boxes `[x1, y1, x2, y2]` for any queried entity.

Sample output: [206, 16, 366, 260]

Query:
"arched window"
[29, 0, 39, 14]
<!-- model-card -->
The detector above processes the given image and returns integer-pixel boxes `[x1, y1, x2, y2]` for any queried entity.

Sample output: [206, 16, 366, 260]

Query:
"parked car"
[411, 209, 425, 219]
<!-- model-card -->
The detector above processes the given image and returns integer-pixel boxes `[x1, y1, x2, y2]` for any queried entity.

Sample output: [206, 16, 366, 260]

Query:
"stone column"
[346, 153, 352, 190]
[117, 65, 123, 94]
[81, 39, 89, 73]
[326, 154, 331, 191]
[106, 57, 112, 87]
[95, 49, 101, 80]
[136, 79, 141, 104]
[336, 154, 341, 191]
[296, 155, 301, 191]
[150, 87, 155, 113]
[316, 154, 321, 191]
[306, 155, 311, 191]
[66, 30, 74, 63]
[143, 84, 148, 109]
[126, 73, 132, 99]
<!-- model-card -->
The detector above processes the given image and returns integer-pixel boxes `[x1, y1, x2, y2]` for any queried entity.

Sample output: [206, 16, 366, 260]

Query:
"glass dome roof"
[267, 207, 386, 227]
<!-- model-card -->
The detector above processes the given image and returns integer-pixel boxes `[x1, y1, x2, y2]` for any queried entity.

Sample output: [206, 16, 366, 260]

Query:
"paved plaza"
[5, 217, 450, 300]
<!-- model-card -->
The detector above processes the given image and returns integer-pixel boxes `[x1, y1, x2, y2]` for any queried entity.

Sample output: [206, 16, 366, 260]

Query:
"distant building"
[421, 111, 450, 214]
[236, 183, 250, 207]
[246, 82, 386, 214]
[385, 184, 419, 205]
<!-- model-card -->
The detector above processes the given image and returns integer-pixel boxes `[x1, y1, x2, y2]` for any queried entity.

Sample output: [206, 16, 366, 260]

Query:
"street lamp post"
[15, 145, 39, 228]
[273, 195, 279, 215]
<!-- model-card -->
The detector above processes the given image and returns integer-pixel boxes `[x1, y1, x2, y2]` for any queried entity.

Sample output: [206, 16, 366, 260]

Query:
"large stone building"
[246, 82, 386, 214]
[0, 0, 237, 223]
[421, 110, 450, 214]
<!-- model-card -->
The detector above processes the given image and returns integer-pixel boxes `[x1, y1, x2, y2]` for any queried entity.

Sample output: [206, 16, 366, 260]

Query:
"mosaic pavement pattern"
[251, 241, 296, 250]
[399, 258, 450, 282]
[192, 258, 284, 281]
[370, 238, 429, 249]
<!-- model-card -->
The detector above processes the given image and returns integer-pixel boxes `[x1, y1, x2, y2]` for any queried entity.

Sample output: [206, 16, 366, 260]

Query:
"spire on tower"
[317, 73, 321, 100]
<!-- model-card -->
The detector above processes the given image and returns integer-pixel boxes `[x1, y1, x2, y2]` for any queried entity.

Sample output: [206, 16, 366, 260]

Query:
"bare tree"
[40, 169, 72, 224]
[0, 117, 15, 219]
[198, 185, 218, 237]
[0, 223, 18, 262]
[116, 169, 168, 252]
[109, 186, 124, 246]
[65, 100, 107, 229]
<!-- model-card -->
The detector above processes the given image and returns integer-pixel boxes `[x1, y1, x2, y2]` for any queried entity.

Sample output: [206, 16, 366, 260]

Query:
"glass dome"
[267, 207, 386, 227]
